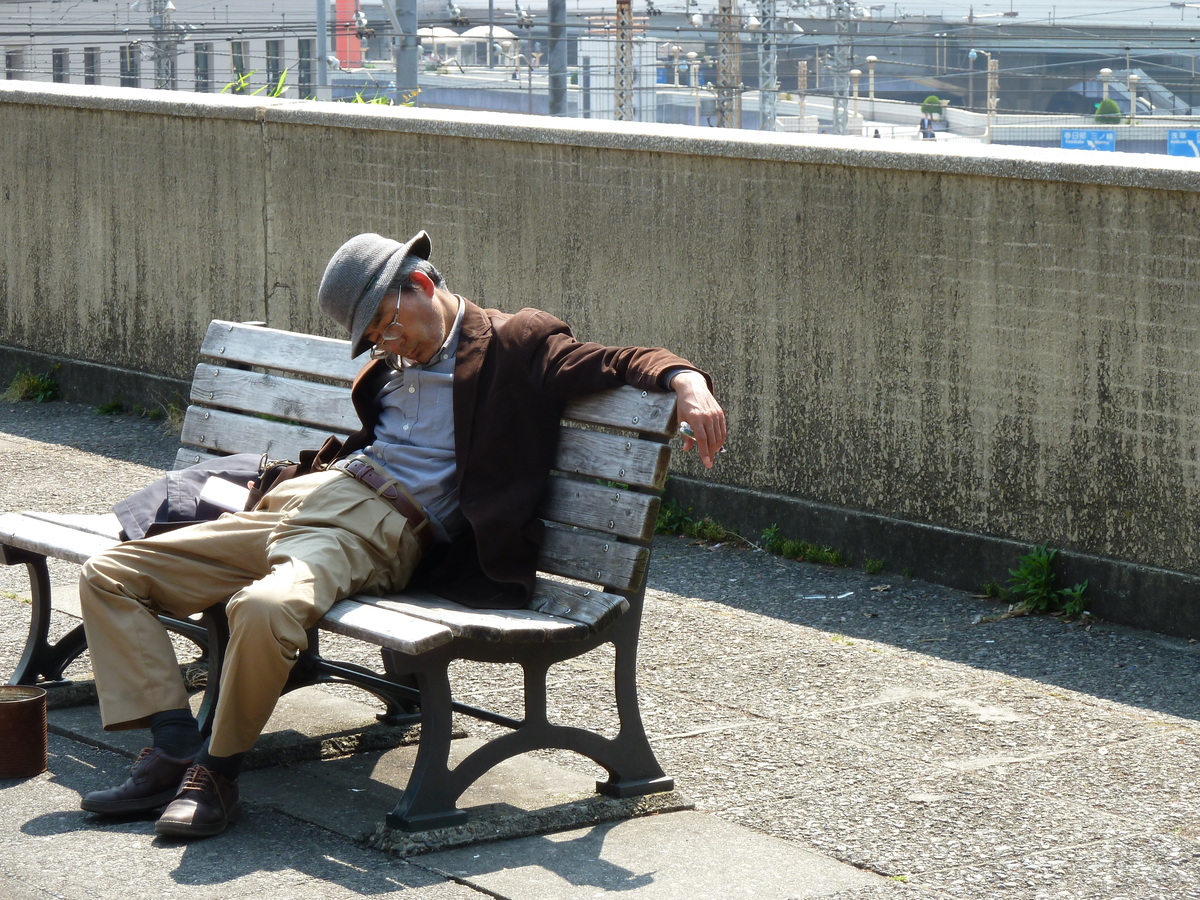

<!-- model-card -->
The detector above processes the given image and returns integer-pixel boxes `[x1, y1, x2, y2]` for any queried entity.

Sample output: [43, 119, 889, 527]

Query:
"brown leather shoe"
[153, 764, 240, 839]
[81, 747, 194, 815]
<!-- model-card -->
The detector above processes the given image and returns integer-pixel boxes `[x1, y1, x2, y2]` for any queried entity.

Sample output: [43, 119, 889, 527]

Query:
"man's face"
[365, 285, 447, 365]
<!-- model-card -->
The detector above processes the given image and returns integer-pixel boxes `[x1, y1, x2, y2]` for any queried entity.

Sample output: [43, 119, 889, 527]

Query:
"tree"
[921, 95, 943, 117]
[1095, 98, 1121, 124]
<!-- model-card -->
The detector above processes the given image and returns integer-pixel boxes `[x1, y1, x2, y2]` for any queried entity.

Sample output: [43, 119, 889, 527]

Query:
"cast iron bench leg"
[456, 642, 672, 801]
[2, 546, 89, 685]
[386, 657, 469, 831]
[385, 634, 673, 831]
[190, 606, 229, 737]
[379, 648, 421, 722]
[597, 618, 674, 797]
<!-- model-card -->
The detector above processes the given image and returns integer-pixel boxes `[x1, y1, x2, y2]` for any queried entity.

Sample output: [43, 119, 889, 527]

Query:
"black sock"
[195, 745, 244, 782]
[148, 708, 202, 760]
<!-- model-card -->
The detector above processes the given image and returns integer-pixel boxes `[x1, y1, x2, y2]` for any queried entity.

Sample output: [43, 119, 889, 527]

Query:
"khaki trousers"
[79, 470, 424, 757]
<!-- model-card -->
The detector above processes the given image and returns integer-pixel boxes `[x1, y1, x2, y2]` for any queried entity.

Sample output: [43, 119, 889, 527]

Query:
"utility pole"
[797, 58, 807, 121]
[615, 0, 634, 121]
[757, 0, 777, 130]
[149, 0, 177, 90]
[316, 0, 330, 96]
[715, 0, 740, 127]
[987, 52, 998, 138]
[548, 0, 566, 115]
[830, 0, 851, 135]
[379, 0, 419, 95]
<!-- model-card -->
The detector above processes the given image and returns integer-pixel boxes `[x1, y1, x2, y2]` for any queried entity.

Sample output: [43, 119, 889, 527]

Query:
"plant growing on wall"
[217, 70, 417, 105]
[1094, 98, 1121, 124]
[3, 367, 60, 402]
[221, 69, 289, 97]
[1007, 544, 1089, 620]
[921, 95, 943, 118]
[348, 89, 420, 106]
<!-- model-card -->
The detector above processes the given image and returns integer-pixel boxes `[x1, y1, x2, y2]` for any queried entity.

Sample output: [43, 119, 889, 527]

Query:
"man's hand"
[670, 370, 727, 468]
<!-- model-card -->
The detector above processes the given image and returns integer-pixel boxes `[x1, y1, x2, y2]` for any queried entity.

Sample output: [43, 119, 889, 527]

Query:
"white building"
[1, 1, 398, 97]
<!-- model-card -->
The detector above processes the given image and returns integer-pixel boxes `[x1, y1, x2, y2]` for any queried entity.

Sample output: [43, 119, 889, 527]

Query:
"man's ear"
[408, 270, 435, 296]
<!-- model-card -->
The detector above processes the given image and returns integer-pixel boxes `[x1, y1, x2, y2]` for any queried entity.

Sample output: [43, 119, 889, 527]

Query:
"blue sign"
[1167, 130, 1200, 157]
[1061, 129, 1116, 152]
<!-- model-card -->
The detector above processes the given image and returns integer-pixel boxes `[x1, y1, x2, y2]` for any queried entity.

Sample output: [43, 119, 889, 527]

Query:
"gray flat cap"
[318, 231, 432, 357]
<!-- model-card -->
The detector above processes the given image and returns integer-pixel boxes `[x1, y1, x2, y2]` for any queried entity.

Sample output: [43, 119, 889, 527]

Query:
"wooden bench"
[0, 319, 678, 831]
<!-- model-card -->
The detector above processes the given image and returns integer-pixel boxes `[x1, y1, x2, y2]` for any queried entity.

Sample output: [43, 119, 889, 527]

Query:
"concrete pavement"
[2, 401, 1199, 899]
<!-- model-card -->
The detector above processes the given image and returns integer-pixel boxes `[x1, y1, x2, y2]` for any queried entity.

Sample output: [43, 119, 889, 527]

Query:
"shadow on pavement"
[648, 535, 1200, 725]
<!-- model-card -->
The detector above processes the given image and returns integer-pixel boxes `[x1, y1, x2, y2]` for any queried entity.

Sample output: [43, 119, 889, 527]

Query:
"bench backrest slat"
[536, 526, 649, 593]
[180, 405, 348, 461]
[201, 320, 361, 383]
[191, 364, 360, 434]
[562, 389, 677, 440]
[538, 479, 659, 544]
[175, 447, 223, 469]
[555, 427, 671, 492]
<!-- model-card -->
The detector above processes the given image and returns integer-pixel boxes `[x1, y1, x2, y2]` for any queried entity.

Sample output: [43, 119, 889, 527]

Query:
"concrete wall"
[4, 81, 1200, 635]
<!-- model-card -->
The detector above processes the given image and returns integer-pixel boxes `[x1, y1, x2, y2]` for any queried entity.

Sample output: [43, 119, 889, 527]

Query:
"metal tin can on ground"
[0, 686, 48, 778]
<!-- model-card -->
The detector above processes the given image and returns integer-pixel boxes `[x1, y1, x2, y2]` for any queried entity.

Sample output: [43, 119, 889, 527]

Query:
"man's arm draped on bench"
[77, 230, 726, 840]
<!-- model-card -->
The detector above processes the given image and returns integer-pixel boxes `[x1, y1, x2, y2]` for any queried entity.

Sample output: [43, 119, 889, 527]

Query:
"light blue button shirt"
[363, 298, 466, 544]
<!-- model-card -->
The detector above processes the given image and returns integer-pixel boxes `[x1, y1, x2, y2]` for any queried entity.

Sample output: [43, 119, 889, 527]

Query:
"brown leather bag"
[245, 435, 345, 508]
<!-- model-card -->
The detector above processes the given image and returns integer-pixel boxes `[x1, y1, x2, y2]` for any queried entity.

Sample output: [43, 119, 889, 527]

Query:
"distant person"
[918, 115, 936, 140]
[873, 129, 881, 138]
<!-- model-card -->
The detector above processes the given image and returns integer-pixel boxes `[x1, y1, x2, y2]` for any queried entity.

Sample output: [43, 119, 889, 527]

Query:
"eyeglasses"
[369, 296, 404, 360]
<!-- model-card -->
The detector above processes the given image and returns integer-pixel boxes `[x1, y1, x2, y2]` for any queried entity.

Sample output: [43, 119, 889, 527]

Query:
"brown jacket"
[337, 299, 707, 608]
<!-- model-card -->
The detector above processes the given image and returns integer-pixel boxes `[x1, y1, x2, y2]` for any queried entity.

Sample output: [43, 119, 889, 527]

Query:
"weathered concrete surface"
[3, 82, 1200, 634]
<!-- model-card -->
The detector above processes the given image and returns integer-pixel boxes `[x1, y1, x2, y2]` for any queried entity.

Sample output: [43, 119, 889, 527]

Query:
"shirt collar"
[434, 294, 466, 364]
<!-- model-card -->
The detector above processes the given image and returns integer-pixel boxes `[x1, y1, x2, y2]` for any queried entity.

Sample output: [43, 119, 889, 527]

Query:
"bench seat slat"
[201, 321, 361, 383]
[21, 512, 123, 540]
[554, 427, 670, 491]
[320, 598, 454, 655]
[349, 593, 584, 643]
[347, 578, 627, 643]
[180, 405, 347, 462]
[525, 580, 629, 632]
[0, 513, 120, 565]
[190, 364, 358, 434]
